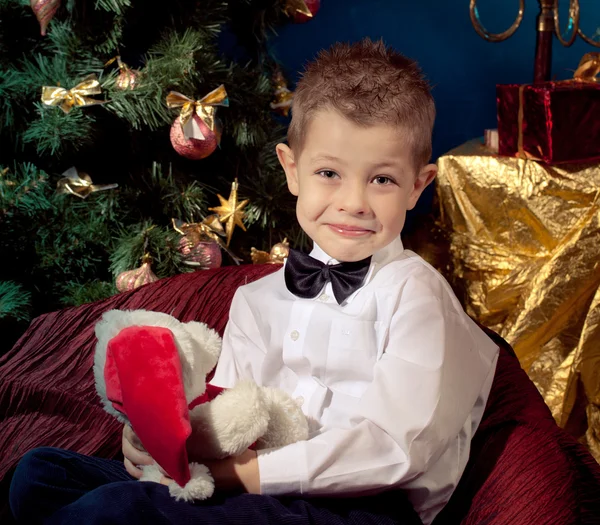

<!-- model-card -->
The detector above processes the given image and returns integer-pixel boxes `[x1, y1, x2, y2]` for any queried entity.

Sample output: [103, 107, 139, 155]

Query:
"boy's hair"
[288, 38, 435, 169]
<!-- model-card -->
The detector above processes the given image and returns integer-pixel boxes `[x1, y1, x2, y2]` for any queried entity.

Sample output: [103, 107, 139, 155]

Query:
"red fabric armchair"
[1, 264, 599, 524]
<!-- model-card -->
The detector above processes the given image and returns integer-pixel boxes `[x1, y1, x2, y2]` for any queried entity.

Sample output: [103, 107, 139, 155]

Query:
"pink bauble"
[170, 115, 218, 160]
[294, 0, 320, 23]
[115, 257, 159, 292]
[178, 237, 222, 270]
[31, 0, 60, 36]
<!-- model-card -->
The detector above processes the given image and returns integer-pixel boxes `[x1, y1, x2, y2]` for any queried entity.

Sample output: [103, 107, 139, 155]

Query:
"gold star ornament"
[208, 179, 248, 246]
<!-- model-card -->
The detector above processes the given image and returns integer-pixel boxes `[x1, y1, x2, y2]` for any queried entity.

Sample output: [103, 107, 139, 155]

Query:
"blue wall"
[270, 0, 600, 161]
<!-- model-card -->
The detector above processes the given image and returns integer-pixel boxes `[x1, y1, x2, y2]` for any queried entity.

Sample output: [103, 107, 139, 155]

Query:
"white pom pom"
[168, 463, 215, 502]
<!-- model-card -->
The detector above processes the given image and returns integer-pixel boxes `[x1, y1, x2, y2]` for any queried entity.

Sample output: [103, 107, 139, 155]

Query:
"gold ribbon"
[56, 167, 118, 199]
[172, 215, 242, 265]
[516, 53, 599, 160]
[574, 52, 600, 82]
[166, 85, 229, 140]
[172, 215, 225, 244]
[41, 74, 106, 114]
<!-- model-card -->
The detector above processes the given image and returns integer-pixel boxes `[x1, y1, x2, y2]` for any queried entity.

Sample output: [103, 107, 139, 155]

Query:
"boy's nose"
[336, 182, 371, 216]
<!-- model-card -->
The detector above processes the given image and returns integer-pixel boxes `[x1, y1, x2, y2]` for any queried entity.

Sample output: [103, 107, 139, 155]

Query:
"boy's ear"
[276, 143, 299, 196]
[408, 163, 437, 210]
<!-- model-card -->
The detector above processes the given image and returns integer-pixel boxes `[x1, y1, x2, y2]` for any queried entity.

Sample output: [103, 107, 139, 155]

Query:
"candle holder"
[470, 0, 600, 82]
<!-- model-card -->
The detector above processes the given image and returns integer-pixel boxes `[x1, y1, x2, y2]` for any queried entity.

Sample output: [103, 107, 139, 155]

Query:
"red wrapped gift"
[497, 80, 600, 164]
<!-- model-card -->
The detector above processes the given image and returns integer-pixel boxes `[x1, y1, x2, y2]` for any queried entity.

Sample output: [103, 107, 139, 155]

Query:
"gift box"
[497, 80, 600, 164]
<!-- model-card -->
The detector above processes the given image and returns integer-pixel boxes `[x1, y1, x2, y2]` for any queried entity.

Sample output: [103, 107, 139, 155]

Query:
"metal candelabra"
[470, 0, 600, 82]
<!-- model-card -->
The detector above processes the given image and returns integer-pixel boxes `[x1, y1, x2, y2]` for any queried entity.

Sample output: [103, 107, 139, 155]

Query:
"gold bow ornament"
[574, 52, 600, 83]
[41, 74, 107, 114]
[56, 167, 118, 199]
[166, 85, 229, 140]
[172, 216, 242, 265]
[251, 238, 290, 265]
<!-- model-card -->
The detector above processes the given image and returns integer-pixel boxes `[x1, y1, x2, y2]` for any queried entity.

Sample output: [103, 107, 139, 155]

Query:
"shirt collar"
[307, 236, 405, 304]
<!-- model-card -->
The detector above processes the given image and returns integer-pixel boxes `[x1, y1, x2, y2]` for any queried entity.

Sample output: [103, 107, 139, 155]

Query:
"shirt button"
[290, 330, 300, 341]
[318, 293, 329, 302]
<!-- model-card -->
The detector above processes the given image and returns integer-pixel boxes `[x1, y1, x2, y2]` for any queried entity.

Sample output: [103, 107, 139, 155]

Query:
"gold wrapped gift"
[436, 139, 600, 462]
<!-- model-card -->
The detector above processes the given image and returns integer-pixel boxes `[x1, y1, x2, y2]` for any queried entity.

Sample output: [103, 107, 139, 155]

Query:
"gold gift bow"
[516, 53, 600, 160]
[41, 74, 106, 114]
[56, 167, 118, 199]
[172, 216, 242, 265]
[166, 85, 229, 140]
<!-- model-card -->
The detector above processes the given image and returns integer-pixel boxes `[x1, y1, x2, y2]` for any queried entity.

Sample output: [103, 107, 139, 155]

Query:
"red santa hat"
[94, 310, 222, 488]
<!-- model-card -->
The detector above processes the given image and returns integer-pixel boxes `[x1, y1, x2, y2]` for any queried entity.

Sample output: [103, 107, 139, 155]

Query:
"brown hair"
[288, 38, 435, 169]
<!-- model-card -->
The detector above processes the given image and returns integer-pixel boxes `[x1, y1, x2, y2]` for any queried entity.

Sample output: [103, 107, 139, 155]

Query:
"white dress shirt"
[211, 236, 499, 524]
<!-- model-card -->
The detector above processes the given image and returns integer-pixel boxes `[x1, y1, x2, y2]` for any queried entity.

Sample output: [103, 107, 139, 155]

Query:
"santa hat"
[93, 310, 222, 488]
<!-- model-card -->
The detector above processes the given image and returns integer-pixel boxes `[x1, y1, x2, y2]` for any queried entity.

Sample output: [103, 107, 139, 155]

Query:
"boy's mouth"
[327, 224, 374, 237]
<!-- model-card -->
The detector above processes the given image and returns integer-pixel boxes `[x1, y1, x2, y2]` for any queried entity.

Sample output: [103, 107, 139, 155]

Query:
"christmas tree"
[0, 0, 315, 353]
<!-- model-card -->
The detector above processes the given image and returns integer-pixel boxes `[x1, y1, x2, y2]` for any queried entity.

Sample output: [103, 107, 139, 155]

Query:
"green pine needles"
[0, 0, 300, 354]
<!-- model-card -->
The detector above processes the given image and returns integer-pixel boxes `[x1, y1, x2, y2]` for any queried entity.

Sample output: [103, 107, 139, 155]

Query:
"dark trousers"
[9, 447, 422, 525]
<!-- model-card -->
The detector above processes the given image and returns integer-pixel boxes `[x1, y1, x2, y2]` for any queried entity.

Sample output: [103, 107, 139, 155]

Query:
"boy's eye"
[373, 176, 393, 185]
[317, 170, 339, 179]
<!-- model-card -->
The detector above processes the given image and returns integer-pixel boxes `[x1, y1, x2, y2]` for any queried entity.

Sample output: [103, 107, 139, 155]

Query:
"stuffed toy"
[93, 309, 308, 502]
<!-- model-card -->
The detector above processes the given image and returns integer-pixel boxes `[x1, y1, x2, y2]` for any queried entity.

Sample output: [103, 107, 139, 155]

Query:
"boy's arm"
[255, 292, 498, 504]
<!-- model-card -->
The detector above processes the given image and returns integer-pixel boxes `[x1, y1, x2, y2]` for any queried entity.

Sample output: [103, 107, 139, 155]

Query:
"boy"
[10, 39, 498, 525]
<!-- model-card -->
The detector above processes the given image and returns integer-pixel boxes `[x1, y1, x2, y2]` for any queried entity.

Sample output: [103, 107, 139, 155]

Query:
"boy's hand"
[122, 424, 155, 479]
[204, 449, 260, 494]
[124, 425, 259, 491]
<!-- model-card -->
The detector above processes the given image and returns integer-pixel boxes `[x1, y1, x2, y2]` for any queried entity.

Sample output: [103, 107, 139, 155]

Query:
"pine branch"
[31, 190, 124, 291]
[0, 69, 26, 131]
[22, 102, 96, 157]
[104, 29, 229, 130]
[222, 61, 276, 149]
[142, 161, 208, 221]
[94, 0, 132, 15]
[0, 281, 31, 321]
[110, 222, 189, 278]
[0, 162, 53, 216]
[0, 0, 29, 10]
[60, 279, 116, 306]
[103, 70, 171, 130]
[93, 15, 125, 55]
[146, 28, 222, 89]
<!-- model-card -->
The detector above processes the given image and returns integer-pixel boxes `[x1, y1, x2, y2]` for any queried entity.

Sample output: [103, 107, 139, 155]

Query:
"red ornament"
[293, 0, 320, 23]
[31, 0, 60, 36]
[178, 237, 222, 270]
[169, 114, 218, 160]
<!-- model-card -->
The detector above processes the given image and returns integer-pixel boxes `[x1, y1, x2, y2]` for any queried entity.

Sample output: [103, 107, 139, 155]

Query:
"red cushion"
[434, 330, 600, 524]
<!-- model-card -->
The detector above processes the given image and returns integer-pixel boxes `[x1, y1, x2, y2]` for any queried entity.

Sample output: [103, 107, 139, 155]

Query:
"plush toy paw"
[190, 379, 270, 458]
[168, 463, 215, 502]
[257, 387, 309, 449]
[139, 463, 165, 483]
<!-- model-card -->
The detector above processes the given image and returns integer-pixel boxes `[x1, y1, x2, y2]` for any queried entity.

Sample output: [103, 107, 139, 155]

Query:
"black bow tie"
[284, 249, 372, 305]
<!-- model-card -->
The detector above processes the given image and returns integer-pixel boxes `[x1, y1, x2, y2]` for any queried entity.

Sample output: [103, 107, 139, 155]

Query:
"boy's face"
[277, 109, 437, 262]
